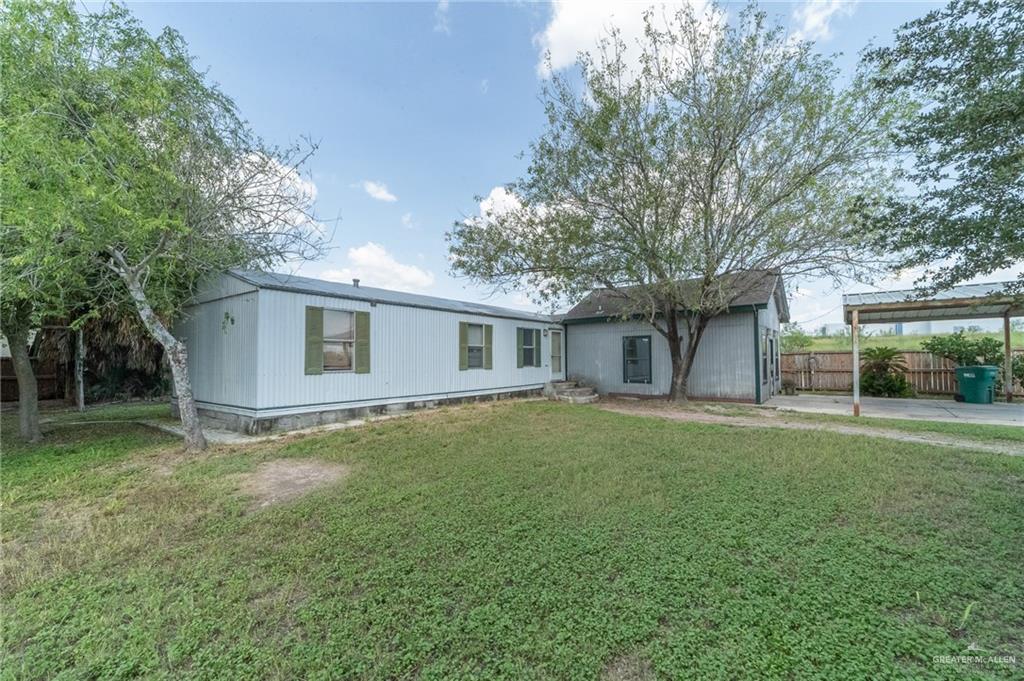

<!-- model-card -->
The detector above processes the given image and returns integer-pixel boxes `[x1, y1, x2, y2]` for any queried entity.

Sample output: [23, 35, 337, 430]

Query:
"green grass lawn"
[3, 402, 1023, 679]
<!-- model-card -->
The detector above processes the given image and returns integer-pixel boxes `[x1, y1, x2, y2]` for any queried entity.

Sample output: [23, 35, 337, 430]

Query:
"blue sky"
[120, 1, 1017, 329]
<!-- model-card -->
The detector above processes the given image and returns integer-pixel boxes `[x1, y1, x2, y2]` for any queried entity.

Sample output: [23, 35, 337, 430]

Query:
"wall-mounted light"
[543, 329, 549, 337]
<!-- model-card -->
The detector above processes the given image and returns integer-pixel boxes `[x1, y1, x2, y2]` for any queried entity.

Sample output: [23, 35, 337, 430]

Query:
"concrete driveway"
[766, 394, 1024, 427]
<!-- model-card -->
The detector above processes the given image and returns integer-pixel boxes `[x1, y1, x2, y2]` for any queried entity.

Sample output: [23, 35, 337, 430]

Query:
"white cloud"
[480, 78, 489, 94]
[534, 1, 713, 77]
[401, 212, 417, 229]
[477, 185, 522, 218]
[434, 0, 450, 34]
[321, 242, 435, 292]
[355, 180, 397, 202]
[790, 0, 857, 43]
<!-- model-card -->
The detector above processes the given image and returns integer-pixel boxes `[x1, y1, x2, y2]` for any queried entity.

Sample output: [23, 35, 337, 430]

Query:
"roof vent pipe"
[352, 278, 360, 288]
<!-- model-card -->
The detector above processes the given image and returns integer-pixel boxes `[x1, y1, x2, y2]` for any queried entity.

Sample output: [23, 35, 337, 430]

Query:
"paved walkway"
[599, 400, 1022, 456]
[766, 394, 1023, 427]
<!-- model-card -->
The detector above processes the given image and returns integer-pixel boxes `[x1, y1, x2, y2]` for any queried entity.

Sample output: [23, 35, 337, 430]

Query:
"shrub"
[921, 332, 1003, 366]
[860, 346, 914, 397]
[781, 323, 812, 353]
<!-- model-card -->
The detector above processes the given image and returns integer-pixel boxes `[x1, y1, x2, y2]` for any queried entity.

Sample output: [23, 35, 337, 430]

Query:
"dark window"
[762, 330, 769, 380]
[467, 323, 484, 369]
[521, 328, 536, 367]
[623, 335, 652, 384]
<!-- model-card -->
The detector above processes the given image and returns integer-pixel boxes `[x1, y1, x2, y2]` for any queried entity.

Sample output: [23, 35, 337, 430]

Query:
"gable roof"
[227, 269, 556, 324]
[563, 271, 789, 323]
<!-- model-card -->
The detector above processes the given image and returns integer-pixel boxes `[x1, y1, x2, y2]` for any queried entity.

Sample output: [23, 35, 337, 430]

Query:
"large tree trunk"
[666, 312, 709, 403]
[7, 320, 42, 442]
[118, 271, 207, 452]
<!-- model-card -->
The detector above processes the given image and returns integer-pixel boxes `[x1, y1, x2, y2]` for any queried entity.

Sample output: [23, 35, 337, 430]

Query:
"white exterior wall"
[175, 290, 260, 410]
[565, 311, 758, 401]
[248, 289, 557, 416]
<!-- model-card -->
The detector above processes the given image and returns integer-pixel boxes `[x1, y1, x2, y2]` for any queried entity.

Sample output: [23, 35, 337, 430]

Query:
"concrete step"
[557, 393, 599, 405]
[556, 387, 596, 398]
[550, 380, 578, 389]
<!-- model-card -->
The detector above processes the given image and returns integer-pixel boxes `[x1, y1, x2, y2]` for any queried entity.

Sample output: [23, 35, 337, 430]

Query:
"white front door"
[550, 330, 563, 379]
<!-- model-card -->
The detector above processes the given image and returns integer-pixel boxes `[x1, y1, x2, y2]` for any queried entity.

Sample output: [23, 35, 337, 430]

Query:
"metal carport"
[842, 281, 1023, 416]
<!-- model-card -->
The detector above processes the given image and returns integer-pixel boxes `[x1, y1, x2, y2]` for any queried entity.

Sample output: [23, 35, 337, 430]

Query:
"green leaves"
[860, 347, 915, 397]
[921, 331, 1005, 367]
[1, 0, 324, 328]
[449, 2, 899, 319]
[865, 0, 1024, 293]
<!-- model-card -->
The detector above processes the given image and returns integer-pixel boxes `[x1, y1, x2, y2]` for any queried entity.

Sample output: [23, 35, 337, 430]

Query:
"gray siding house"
[177, 270, 786, 432]
[562, 272, 789, 403]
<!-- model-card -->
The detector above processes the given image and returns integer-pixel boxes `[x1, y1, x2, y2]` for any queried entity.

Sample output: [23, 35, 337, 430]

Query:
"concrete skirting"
[175, 387, 544, 434]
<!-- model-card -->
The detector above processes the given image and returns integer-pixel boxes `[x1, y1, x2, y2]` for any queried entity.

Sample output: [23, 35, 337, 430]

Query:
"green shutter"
[483, 324, 493, 370]
[516, 328, 524, 368]
[534, 329, 542, 367]
[458, 321, 469, 371]
[354, 310, 370, 374]
[304, 306, 323, 375]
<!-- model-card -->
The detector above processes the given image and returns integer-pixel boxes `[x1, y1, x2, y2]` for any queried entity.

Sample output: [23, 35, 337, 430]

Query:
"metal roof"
[229, 269, 557, 323]
[842, 281, 1024, 324]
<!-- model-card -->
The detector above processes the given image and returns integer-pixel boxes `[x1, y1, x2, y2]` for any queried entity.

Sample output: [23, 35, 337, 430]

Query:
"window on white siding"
[521, 328, 536, 367]
[324, 309, 354, 372]
[467, 323, 484, 369]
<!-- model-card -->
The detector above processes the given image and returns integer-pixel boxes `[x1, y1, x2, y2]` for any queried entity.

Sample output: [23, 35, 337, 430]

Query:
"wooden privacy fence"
[0, 357, 66, 403]
[781, 349, 1024, 397]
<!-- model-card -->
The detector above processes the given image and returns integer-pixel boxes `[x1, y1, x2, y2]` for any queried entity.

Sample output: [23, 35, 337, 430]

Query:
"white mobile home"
[175, 270, 564, 433]
[177, 270, 786, 432]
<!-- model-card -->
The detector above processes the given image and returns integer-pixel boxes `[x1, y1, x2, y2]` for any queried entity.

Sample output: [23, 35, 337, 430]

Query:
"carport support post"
[851, 309, 860, 417]
[1005, 313, 1013, 403]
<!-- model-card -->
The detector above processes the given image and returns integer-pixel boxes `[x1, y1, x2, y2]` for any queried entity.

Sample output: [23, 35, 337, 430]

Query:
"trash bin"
[955, 365, 1000, 404]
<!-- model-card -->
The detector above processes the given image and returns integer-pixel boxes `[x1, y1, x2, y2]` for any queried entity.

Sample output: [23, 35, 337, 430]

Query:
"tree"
[864, 0, 1024, 293]
[448, 3, 900, 401]
[1, 1, 95, 441]
[780, 323, 812, 353]
[3, 2, 325, 450]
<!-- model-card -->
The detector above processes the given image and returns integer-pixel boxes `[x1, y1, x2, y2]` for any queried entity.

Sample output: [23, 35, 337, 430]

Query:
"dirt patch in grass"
[600, 653, 654, 681]
[234, 459, 350, 509]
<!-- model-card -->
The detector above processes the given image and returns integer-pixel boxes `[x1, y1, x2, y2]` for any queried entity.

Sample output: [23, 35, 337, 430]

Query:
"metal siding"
[565, 314, 756, 399]
[175, 291, 259, 409]
[253, 289, 557, 412]
[688, 313, 758, 400]
[193, 274, 257, 304]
